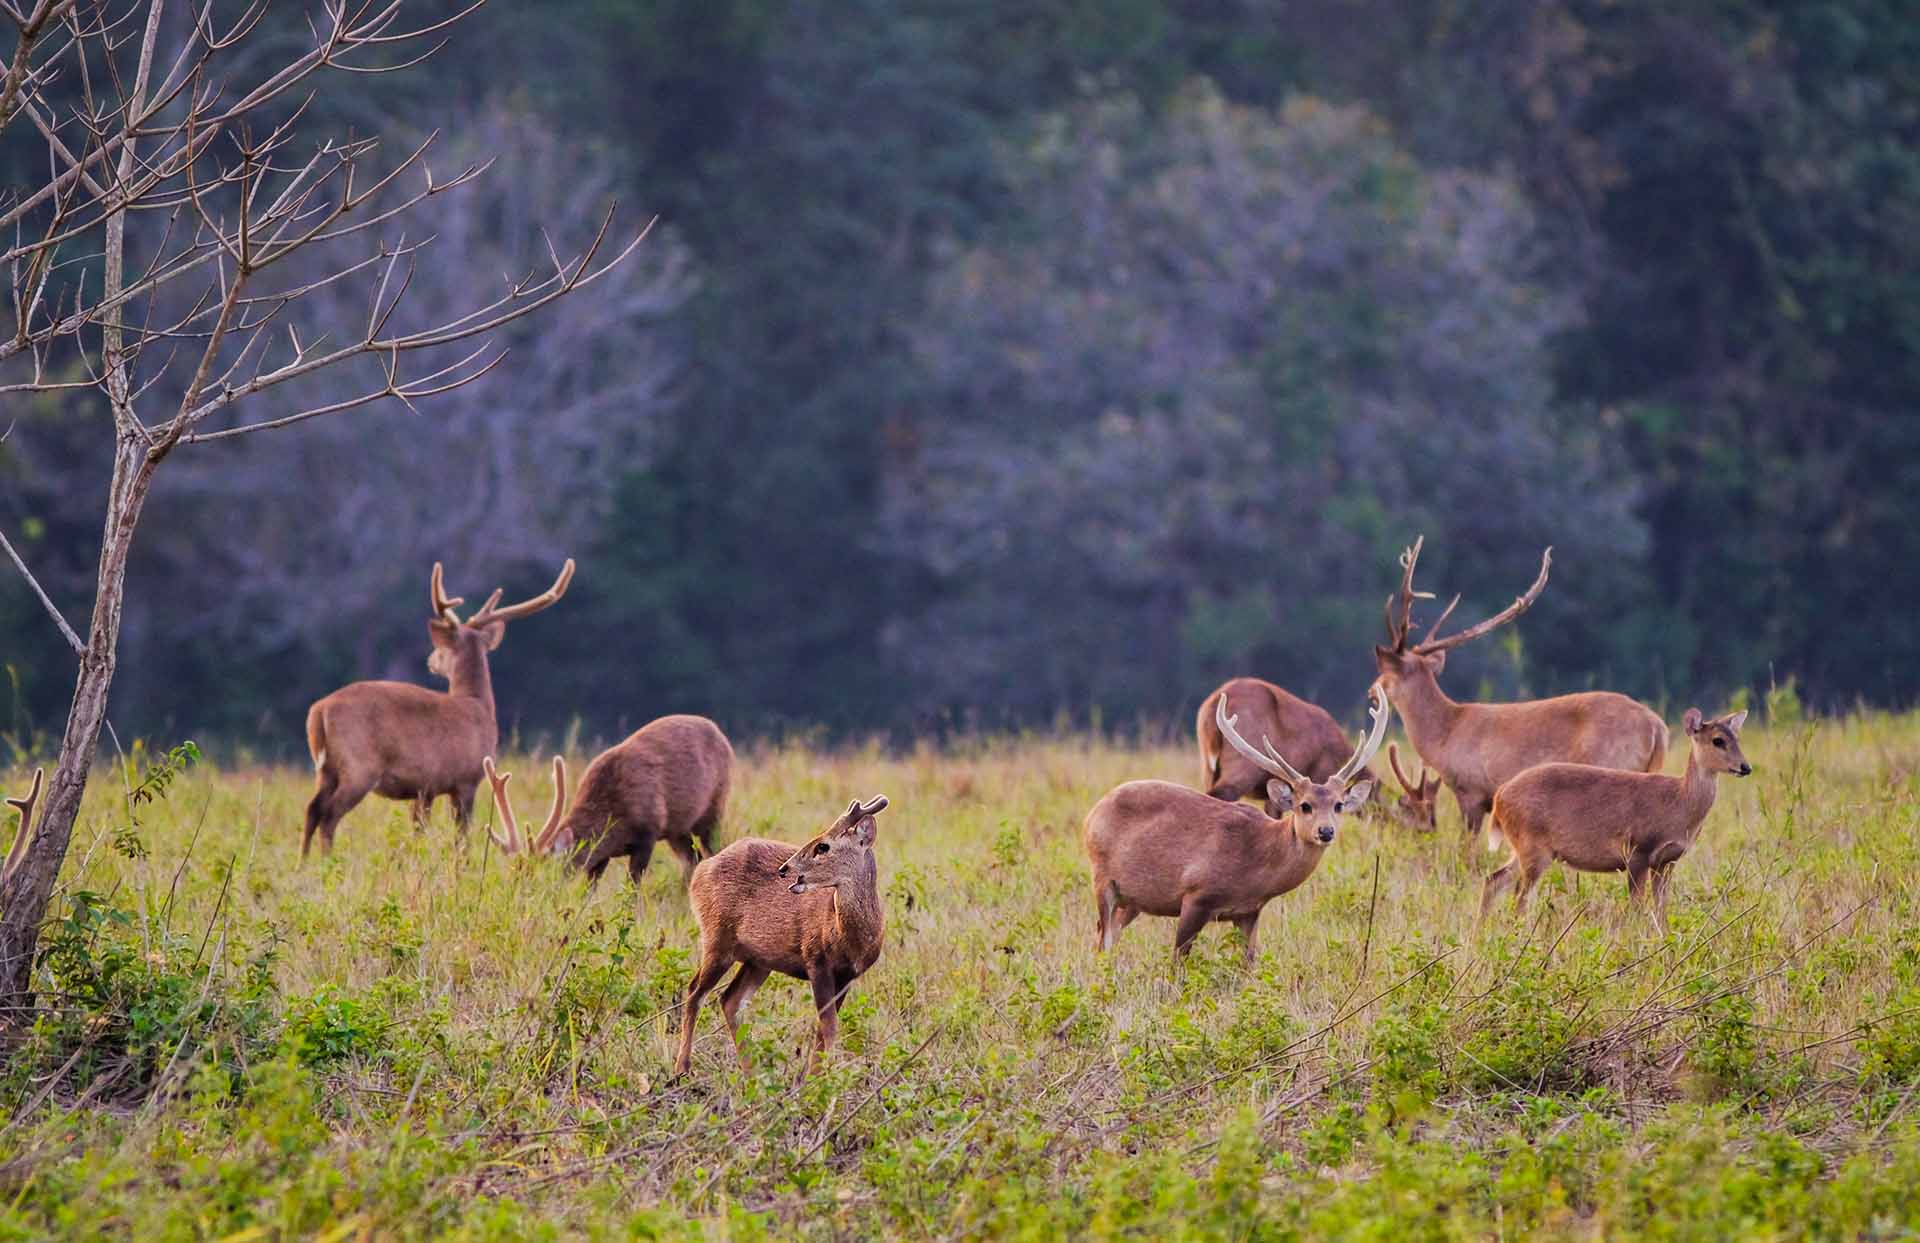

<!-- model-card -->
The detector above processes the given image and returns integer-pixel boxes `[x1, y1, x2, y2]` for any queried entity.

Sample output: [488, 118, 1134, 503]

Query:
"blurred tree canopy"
[3, 0, 1916, 751]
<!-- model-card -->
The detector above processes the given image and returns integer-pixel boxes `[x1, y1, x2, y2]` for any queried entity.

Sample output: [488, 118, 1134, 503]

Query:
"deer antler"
[1215, 697, 1309, 786]
[529, 755, 572, 854]
[1332, 683, 1391, 784]
[466, 558, 575, 628]
[3, 767, 45, 886]
[430, 562, 466, 623]
[483, 755, 571, 856]
[1413, 547, 1552, 654]
[482, 756, 521, 853]
[1388, 743, 1428, 798]
[1384, 535, 1436, 652]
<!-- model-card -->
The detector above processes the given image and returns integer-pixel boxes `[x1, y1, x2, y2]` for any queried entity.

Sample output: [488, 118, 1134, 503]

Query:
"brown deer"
[301, 559, 573, 857]
[1386, 743, 1441, 831]
[1083, 685, 1389, 966]
[479, 756, 572, 857]
[1196, 678, 1374, 803]
[4, 768, 43, 885]
[1481, 708, 1751, 927]
[1374, 537, 1667, 848]
[512, 715, 732, 887]
[674, 795, 889, 1081]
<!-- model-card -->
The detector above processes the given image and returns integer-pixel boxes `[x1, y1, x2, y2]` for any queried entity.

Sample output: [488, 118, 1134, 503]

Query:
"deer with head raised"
[1482, 708, 1752, 927]
[675, 795, 889, 1081]
[301, 558, 573, 857]
[1083, 685, 1389, 966]
[1196, 678, 1374, 805]
[1374, 537, 1667, 848]
[1386, 744, 1441, 831]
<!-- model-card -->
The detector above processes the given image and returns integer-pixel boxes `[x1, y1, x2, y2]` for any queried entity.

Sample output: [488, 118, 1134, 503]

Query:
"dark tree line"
[4, 0, 1916, 755]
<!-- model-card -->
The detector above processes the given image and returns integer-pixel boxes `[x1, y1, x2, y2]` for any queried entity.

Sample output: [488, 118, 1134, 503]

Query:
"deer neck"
[1677, 748, 1720, 839]
[1259, 817, 1324, 892]
[447, 642, 496, 714]
[1389, 666, 1462, 757]
[827, 859, 884, 956]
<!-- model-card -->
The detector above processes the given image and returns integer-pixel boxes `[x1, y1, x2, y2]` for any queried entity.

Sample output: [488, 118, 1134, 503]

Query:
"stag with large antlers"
[1374, 538, 1667, 848]
[1083, 685, 1389, 966]
[1196, 678, 1373, 804]
[300, 559, 574, 857]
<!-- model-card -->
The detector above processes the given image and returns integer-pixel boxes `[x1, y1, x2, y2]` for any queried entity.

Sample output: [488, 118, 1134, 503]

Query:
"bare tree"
[0, 0, 649, 1012]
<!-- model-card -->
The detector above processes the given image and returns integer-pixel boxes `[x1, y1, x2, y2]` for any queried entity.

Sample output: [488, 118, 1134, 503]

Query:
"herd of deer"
[1, 538, 1754, 1079]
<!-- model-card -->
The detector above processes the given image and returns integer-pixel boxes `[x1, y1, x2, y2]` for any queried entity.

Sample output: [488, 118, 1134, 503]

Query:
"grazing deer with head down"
[301, 559, 573, 857]
[675, 795, 889, 1080]
[1482, 708, 1751, 927]
[1083, 685, 1389, 966]
[1373, 537, 1667, 848]
[544, 715, 733, 888]
[1196, 678, 1374, 805]
[1386, 744, 1441, 831]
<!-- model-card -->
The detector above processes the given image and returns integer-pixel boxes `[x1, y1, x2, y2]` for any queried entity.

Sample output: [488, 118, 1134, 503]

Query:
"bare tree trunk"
[0, 434, 156, 1013]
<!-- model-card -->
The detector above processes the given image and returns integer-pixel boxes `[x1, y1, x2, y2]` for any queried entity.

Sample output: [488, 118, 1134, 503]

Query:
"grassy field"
[3, 708, 1920, 1240]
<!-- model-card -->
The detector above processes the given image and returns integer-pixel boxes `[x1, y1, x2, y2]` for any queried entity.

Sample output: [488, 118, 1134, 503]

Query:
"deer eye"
[1299, 802, 1313, 814]
[1712, 737, 1727, 749]
[813, 841, 830, 855]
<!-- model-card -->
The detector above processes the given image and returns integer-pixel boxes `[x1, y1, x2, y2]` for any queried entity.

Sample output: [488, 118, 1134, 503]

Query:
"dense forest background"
[3, 0, 1916, 753]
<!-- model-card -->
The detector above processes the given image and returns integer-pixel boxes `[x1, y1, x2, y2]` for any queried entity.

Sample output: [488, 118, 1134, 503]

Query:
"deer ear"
[1682, 707, 1704, 735]
[1724, 709, 1748, 733]
[1427, 649, 1446, 675]
[1265, 780, 1295, 813]
[1341, 780, 1374, 811]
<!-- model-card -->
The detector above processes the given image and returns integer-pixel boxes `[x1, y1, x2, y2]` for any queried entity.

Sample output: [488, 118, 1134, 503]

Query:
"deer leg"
[409, 794, 432, 833]
[302, 767, 340, 859]
[1093, 879, 1117, 952]
[623, 835, 658, 889]
[1511, 854, 1549, 914]
[311, 778, 372, 857]
[1231, 913, 1260, 968]
[1479, 856, 1519, 922]
[666, 836, 700, 887]
[1172, 897, 1211, 960]
[674, 951, 734, 1076]
[803, 967, 840, 1082]
[451, 782, 477, 839]
[717, 962, 770, 1070]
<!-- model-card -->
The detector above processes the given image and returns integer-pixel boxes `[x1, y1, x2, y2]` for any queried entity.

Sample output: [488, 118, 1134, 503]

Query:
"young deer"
[1083, 685, 1389, 966]
[1196, 678, 1374, 802]
[547, 715, 733, 888]
[479, 756, 572, 857]
[1374, 537, 1667, 848]
[675, 796, 889, 1080]
[1386, 744, 1441, 831]
[301, 559, 572, 857]
[3, 768, 44, 885]
[1481, 708, 1752, 926]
